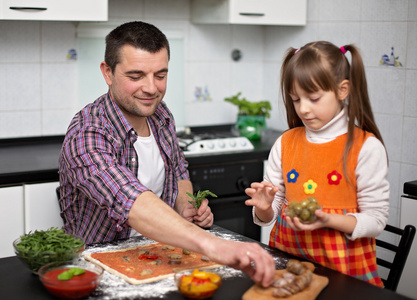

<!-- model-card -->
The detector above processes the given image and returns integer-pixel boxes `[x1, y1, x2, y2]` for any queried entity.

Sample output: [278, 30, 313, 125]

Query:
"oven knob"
[207, 141, 215, 149]
[218, 140, 226, 148]
[229, 139, 237, 147]
[236, 177, 250, 191]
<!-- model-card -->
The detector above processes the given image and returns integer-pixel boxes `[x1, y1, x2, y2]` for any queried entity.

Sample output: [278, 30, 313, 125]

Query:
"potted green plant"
[224, 92, 271, 140]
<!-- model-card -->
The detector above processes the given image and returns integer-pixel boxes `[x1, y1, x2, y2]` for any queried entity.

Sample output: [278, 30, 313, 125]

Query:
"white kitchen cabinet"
[0, 0, 107, 21]
[191, 0, 306, 26]
[397, 195, 417, 298]
[24, 181, 63, 233]
[0, 186, 24, 258]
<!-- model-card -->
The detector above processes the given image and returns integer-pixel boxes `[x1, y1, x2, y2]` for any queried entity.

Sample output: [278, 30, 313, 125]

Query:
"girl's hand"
[285, 209, 329, 231]
[244, 181, 279, 211]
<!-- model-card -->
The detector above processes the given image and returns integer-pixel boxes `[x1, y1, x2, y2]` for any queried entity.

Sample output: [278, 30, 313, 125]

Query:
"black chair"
[376, 224, 416, 291]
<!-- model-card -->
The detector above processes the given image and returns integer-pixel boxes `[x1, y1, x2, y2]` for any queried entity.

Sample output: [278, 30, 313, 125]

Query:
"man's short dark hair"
[104, 21, 170, 73]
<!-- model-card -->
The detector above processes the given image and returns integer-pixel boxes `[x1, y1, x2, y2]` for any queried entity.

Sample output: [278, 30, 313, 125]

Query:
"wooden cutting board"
[242, 262, 329, 300]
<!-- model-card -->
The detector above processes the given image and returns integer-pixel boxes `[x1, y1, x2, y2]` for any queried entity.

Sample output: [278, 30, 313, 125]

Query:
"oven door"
[209, 195, 260, 241]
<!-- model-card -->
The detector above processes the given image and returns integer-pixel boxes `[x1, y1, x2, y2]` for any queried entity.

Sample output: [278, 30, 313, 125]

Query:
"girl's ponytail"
[343, 44, 384, 145]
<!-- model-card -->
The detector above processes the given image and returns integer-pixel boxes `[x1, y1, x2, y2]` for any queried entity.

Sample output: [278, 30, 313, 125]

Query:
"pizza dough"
[84, 242, 222, 285]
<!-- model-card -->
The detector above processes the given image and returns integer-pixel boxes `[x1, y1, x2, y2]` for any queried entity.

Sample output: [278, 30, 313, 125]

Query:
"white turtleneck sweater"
[254, 107, 390, 240]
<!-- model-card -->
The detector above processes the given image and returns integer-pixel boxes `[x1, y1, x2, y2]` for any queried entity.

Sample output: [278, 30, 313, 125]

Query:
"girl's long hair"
[280, 41, 385, 175]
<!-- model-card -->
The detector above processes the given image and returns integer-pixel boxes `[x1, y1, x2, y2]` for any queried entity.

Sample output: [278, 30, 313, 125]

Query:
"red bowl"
[38, 261, 103, 300]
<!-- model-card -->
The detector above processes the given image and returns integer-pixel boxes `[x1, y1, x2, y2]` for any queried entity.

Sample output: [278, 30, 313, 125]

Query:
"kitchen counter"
[0, 225, 412, 300]
[0, 127, 281, 187]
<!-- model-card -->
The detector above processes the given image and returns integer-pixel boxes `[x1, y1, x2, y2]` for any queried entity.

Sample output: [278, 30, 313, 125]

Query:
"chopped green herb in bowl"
[13, 227, 85, 274]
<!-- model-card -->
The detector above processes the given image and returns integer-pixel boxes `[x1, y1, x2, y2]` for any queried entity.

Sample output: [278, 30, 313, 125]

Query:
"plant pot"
[235, 115, 266, 140]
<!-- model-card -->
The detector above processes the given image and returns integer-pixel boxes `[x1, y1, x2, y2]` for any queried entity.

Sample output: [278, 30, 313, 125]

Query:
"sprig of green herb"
[187, 190, 218, 209]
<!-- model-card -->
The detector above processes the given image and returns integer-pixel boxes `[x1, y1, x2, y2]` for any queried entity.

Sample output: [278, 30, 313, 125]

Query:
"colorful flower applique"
[303, 179, 317, 194]
[287, 169, 299, 183]
[327, 170, 342, 185]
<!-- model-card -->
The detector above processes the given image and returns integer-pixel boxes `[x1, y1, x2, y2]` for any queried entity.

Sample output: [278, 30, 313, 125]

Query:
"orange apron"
[269, 127, 383, 287]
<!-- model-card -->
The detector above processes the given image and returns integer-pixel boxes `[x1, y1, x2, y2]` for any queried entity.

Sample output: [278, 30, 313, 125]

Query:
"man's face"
[101, 45, 169, 123]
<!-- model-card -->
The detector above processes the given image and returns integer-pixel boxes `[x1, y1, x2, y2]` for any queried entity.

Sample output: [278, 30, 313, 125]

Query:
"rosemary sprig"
[187, 190, 218, 209]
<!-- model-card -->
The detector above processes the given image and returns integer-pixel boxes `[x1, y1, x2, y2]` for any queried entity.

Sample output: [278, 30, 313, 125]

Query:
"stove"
[177, 124, 263, 241]
[177, 125, 254, 157]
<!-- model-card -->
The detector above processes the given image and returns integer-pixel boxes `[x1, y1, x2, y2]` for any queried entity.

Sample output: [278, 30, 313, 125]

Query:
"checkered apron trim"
[269, 207, 383, 287]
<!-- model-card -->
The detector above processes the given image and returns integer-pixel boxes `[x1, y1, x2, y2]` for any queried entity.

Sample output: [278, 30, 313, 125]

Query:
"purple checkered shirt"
[58, 92, 189, 244]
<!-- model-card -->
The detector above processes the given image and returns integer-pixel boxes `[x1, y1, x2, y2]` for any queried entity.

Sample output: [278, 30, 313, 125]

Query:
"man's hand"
[181, 199, 213, 228]
[204, 239, 276, 288]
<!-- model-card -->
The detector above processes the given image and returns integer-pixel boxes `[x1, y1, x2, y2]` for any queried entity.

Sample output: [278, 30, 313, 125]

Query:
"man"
[58, 21, 275, 287]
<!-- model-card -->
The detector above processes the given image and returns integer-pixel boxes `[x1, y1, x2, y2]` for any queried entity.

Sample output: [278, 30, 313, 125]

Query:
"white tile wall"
[405, 70, 417, 117]
[0, 0, 416, 239]
[319, 0, 361, 22]
[108, 0, 145, 20]
[0, 21, 41, 63]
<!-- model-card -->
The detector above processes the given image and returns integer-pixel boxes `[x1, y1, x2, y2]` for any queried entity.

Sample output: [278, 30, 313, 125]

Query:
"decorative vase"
[235, 115, 266, 140]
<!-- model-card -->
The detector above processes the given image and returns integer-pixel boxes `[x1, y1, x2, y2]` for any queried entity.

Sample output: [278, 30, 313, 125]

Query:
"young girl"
[245, 41, 389, 287]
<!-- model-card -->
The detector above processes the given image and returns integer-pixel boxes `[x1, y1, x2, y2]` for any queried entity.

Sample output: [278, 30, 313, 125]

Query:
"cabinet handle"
[239, 12, 265, 17]
[9, 7, 47, 11]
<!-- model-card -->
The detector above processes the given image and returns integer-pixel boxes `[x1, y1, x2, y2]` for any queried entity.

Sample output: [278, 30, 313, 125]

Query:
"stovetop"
[176, 124, 254, 156]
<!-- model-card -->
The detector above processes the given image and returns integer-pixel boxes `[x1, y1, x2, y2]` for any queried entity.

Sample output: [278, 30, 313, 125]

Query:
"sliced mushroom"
[168, 259, 182, 265]
[147, 259, 162, 266]
[201, 256, 211, 262]
[140, 269, 153, 276]
[162, 245, 175, 250]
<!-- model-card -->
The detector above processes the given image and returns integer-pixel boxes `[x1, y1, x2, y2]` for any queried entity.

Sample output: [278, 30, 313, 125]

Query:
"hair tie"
[294, 48, 300, 54]
[340, 46, 347, 54]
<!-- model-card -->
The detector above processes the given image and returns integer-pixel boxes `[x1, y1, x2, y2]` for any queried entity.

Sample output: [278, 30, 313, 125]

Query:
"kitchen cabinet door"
[0, 186, 24, 258]
[24, 181, 63, 233]
[191, 0, 306, 26]
[0, 0, 107, 21]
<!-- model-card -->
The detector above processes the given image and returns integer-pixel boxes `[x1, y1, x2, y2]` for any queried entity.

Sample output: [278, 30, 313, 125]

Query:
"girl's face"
[289, 80, 347, 130]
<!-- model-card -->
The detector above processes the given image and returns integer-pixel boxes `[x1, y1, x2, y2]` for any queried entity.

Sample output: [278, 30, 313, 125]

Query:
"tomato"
[138, 254, 159, 260]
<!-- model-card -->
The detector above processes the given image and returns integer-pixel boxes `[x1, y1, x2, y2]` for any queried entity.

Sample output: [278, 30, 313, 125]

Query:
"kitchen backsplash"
[0, 0, 416, 229]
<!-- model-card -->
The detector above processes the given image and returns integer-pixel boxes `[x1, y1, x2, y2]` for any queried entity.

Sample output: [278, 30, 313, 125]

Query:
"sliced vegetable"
[57, 267, 86, 281]
[138, 254, 159, 260]
[178, 269, 222, 299]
